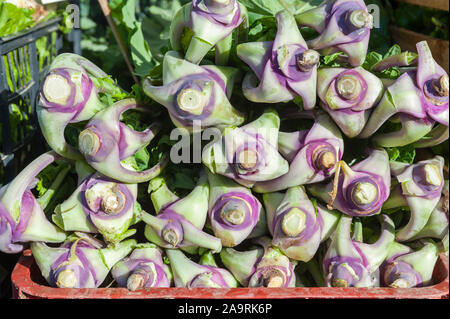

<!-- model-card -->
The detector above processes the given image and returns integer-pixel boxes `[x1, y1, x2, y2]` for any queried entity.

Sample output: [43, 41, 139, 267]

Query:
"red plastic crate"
[10, 249, 449, 299]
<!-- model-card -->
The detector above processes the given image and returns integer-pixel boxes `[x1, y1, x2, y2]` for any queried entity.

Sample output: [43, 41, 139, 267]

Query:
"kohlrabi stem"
[176, 89, 206, 115]
[162, 226, 182, 247]
[390, 278, 410, 288]
[328, 161, 356, 210]
[56, 269, 77, 288]
[348, 10, 373, 29]
[79, 129, 101, 157]
[281, 208, 306, 237]
[237, 150, 258, 170]
[101, 187, 126, 214]
[336, 75, 362, 100]
[221, 208, 245, 225]
[37, 164, 71, 210]
[263, 269, 285, 288]
[296, 50, 320, 72]
[432, 75, 449, 97]
[421, 163, 443, 187]
[351, 182, 378, 205]
[42, 74, 72, 105]
[313, 147, 337, 171]
[127, 272, 146, 291]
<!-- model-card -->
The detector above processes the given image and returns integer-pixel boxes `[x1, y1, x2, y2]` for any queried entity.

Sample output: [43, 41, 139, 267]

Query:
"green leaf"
[0, 1, 35, 37]
[386, 145, 416, 164]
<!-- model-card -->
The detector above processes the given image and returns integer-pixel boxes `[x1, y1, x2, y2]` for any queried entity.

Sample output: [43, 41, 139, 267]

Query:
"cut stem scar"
[56, 269, 77, 288]
[43, 74, 71, 105]
[281, 208, 306, 237]
[336, 75, 362, 100]
[348, 9, 373, 29]
[177, 88, 206, 115]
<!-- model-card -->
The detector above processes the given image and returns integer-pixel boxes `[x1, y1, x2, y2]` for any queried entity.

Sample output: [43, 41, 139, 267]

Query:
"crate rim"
[10, 250, 450, 299]
[0, 17, 63, 44]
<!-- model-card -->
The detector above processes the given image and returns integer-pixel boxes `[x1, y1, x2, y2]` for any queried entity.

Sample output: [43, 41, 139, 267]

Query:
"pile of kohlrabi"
[0, 0, 448, 290]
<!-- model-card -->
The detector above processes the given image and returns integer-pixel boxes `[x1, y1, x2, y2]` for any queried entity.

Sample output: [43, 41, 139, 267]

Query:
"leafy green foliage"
[0, 0, 34, 37]
[386, 145, 416, 164]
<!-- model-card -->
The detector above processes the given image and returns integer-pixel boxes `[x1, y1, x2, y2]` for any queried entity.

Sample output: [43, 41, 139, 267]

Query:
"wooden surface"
[394, 0, 449, 11]
[391, 26, 450, 73]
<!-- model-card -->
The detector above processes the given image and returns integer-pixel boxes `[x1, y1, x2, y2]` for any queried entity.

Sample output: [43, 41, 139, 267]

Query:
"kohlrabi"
[170, 0, 248, 65]
[38, 53, 121, 160]
[207, 170, 264, 247]
[142, 173, 222, 253]
[202, 109, 289, 188]
[0, 152, 67, 254]
[237, 10, 318, 108]
[323, 214, 395, 287]
[52, 171, 140, 245]
[253, 111, 344, 193]
[111, 243, 172, 290]
[220, 237, 297, 287]
[143, 51, 245, 132]
[317, 66, 384, 137]
[166, 248, 238, 288]
[380, 240, 440, 288]
[262, 186, 340, 262]
[295, 0, 373, 67]
[78, 98, 168, 184]
[31, 235, 136, 288]
[308, 148, 391, 217]
[360, 41, 449, 148]
[383, 156, 445, 242]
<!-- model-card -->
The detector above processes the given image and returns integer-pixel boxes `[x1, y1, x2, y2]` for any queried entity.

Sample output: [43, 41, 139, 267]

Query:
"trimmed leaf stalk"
[166, 248, 238, 288]
[0, 152, 67, 254]
[142, 174, 222, 253]
[78, 98, 168, 184]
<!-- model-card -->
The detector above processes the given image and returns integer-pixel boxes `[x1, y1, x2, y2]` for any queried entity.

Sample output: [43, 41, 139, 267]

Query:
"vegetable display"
[1, 0, 448, 294]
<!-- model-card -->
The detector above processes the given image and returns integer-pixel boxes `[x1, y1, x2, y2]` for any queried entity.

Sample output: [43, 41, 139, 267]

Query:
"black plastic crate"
[0, 9, 80, 186]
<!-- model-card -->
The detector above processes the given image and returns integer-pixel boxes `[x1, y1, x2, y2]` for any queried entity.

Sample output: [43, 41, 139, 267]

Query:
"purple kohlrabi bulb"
[237, 10, 318, 108]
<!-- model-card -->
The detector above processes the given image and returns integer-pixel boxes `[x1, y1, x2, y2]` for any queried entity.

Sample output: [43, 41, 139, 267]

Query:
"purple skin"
[385, 156, 445, 242]
[308, 148, 391, 217]
[31, 237, 136, 288]
[323, 214, 395, 287]
[78, 98, 168, 184]
[237, 10, 318, 107]
[295, 0, 373, 67]
[317, 67, 384, 137]
[38, 54, 117, 160]
[0, 152, 67, 254]
[253, 111, 344, 193]
[111, 246, 172, 290]
[359, 41, 449, 148]
[143, 51, 245, 132]
[207, 171, 262, 247]
[171, 0, 247, 65]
